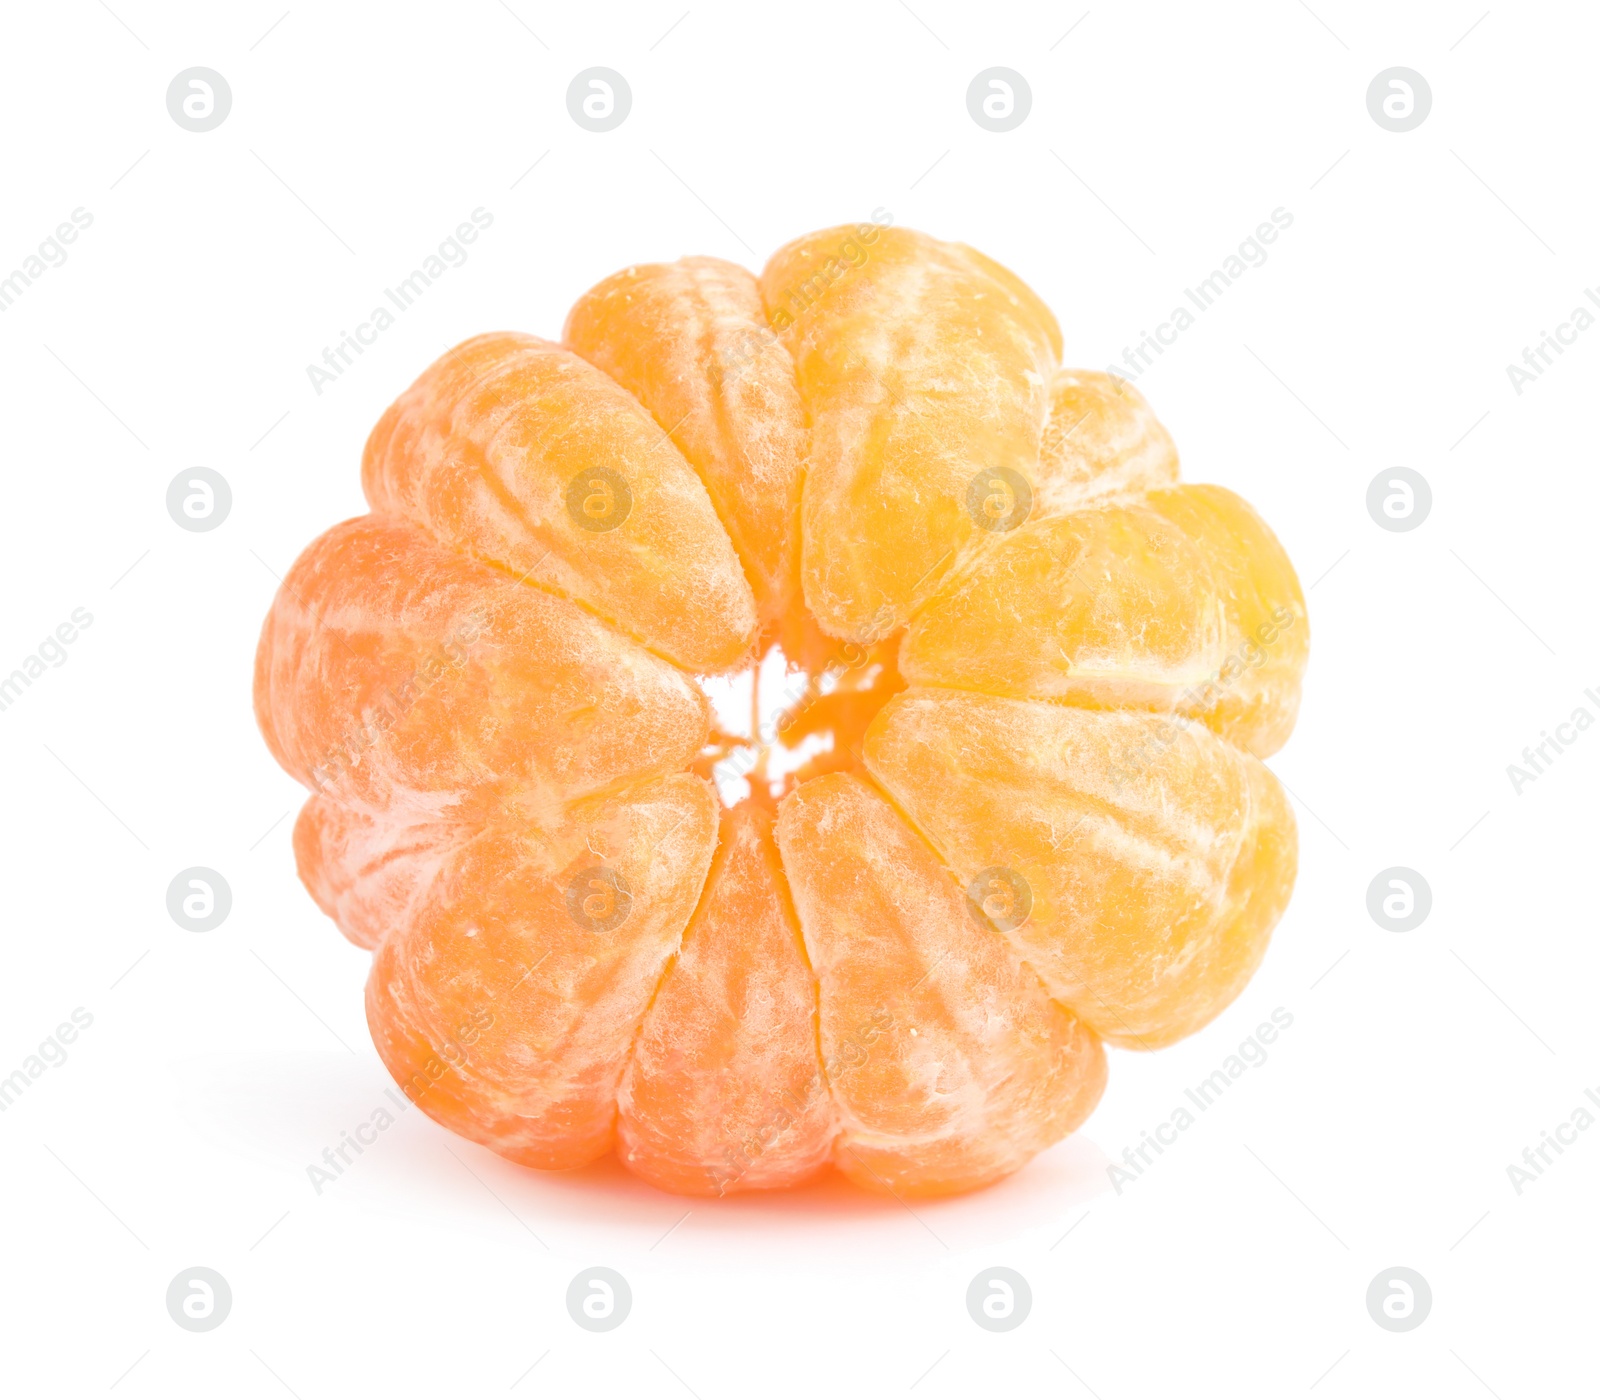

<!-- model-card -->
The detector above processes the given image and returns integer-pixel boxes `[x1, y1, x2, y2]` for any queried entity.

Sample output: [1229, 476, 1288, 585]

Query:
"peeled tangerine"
[254, 223, 1308, 1197]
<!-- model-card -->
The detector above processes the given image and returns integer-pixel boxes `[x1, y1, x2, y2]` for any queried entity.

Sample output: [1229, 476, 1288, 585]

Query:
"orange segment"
[1143, 485, 1309, 756]
[774, 773, 1106, 1196]
[1035, 370, 1179, 517]
[863, 689, 1296, 1048]
[253, 516, 708, 821]
[618, 806, 834, 1194]
[564, 257, 807, 622]
[901, 483, 1308, 756]
[759, 227, 1059, 640]
[901, 500, 1227, 717]
[361, 332, 758, 672]
[366, 774, 717, 1170]
[293, 795, 466, 951]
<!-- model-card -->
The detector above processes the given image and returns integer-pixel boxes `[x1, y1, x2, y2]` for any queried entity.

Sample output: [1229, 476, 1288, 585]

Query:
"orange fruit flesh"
[776, 773, 1105, 1196]
[1035, 368, 1179, 515]
[255, 225, 1307, 1196]
[293, 794, 466, 953]
[254, 515, 709, 827]
[564, 257, 806, 625]
[361, 331, 757, 673]
[366, 774, 718, 1170]
[761, 226, 1062, 641]
[900, 483, 1307, 757]
[618, 806, 835, 1195]
[863, 689, 1296, 1048]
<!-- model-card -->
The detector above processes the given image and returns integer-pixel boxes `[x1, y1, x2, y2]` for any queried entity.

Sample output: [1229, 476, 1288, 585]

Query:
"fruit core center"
[694, 624, 905, 809]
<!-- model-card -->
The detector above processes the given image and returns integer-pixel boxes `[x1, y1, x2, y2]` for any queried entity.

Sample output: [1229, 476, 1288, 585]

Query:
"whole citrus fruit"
[255, 223, 1307, 1196]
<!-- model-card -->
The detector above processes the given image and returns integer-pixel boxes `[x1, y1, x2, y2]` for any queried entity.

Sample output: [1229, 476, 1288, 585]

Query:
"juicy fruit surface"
[255, 222, 1309, 1196]
[863, 690, 1296, 1048]
[619, 806, 834, 1194]
[366, 774, 718, 1170]
[762, 227, 1061, 641]
[564, 257, 807, 624]
[362, 331, 757, 672]
[776, 774, 1106, 1195]
[1035, 369, 1179, 516]
[900, 483, 1307, 757]
[255, 516, 709, 823]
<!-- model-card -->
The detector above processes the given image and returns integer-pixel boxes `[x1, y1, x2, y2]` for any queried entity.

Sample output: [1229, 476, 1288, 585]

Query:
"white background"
[2, 1, 1596, 1396]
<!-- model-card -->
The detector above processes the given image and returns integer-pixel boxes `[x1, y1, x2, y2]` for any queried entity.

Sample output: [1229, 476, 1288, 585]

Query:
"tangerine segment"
[900, 484, 1306, 757]
[293, 795, 468, 951]
[758, 227, 1060, 641]
[900, 500, 1227, 719]
[1143, 485, 1308, 757]
[366, 774, 718, 1170]
[1034, 370, 1179, 517]
[775, 773, 1106, 1196]
[863, 689, 1296, 1049]
[253, 516, 708, 820]
[564, 257, 807, 622]
[361, 331, 757, 673]
[617, 807, 835, 1195]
